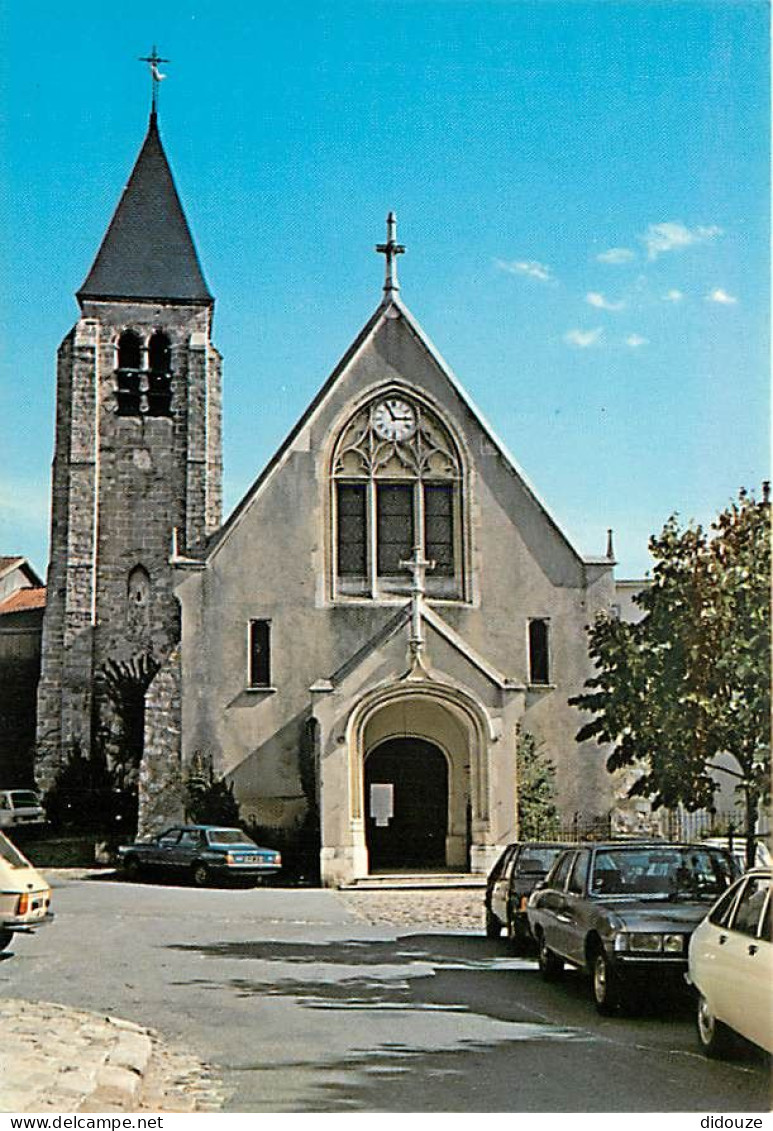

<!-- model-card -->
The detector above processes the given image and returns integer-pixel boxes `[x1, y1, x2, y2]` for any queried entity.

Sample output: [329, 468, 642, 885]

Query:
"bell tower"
[36, 98, 222, 794]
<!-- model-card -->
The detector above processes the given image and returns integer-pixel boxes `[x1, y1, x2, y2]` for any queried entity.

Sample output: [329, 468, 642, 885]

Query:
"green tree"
[571, 487, 771, 867]
[516, 727, 560, 840]
[185, 752, 241, 827]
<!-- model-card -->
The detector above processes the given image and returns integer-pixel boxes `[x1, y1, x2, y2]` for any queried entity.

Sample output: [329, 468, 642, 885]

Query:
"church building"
[36, 105, 638, 886]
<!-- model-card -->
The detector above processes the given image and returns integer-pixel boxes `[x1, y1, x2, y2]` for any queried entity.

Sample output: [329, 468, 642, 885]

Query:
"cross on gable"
[376, 211, 406, 295]
[400, 544, 435, 598]
[400, 544, 435, 664]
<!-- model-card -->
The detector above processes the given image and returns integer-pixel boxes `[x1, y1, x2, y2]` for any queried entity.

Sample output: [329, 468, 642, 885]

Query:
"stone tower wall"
[36, 300, 221, 789]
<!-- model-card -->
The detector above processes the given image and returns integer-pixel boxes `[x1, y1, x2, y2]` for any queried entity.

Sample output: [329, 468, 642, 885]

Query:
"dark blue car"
[118, 825, 281, 887]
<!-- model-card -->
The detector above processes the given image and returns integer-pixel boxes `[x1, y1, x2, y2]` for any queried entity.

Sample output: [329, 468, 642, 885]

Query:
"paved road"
[0, 875, 768, 1112]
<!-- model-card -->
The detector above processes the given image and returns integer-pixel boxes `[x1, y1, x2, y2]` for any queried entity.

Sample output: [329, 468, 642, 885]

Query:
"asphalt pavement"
[0, 873, 768, 1113]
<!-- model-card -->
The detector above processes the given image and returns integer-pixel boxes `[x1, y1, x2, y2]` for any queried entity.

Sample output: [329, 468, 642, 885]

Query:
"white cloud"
[564, 328, 603, 348]
[706, 288, 738, 305]
[597, 247, 635, 265]
[586, 291, 625, 311]
[494, 258, 554, 282]
[625, 334, 649, 348]
[641, 222, 723, 260]
[663, 289, 684, 303]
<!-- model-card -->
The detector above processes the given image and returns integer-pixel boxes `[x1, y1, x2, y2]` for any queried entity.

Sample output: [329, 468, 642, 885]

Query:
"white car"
[0, 830, 53, 950]
[0, 789, 46, 830]
[688, 867, 772, 1056]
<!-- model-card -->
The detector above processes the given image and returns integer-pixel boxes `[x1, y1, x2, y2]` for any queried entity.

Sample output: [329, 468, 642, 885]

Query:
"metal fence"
[552, 806, 756, 844]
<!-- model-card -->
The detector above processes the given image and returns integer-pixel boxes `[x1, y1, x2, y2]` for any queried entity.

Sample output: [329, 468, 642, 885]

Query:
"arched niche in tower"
[116, 329, 143, 416]
[147, 330, 172, 416]
[126, 564, 152, 639]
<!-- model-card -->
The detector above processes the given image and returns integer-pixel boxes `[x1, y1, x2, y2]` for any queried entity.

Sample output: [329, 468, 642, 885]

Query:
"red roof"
[0, 587, 46, 615]
[0, 556, 24, 574]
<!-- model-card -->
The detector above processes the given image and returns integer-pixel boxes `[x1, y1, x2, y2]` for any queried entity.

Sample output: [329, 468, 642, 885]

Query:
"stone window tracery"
[331, 392, 466, 600]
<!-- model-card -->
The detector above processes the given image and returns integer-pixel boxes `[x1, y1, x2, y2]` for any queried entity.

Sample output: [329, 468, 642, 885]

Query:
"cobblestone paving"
[0, 998, 223, 1114]
[139, 1041, 226, 1113]
[338, 888, 486, 930]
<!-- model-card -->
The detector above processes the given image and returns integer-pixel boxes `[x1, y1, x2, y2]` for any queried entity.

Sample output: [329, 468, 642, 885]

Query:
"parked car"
[118, 825, 282, 886]
[0, 830, 53, 950]
[485, 841, 569, 946]
[527, 841, 739, 1014]
[688, 867, 772, 1057]
[0, 789, 46, 830]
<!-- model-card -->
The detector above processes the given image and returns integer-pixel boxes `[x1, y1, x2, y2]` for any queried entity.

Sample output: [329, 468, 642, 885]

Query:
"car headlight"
[225, 853, 236, 865]
[626, 932, 664, 952]
[663, 934, 685, 953]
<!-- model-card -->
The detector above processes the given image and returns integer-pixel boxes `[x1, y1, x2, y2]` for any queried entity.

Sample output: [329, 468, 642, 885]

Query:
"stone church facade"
[36, 112, 638, 885]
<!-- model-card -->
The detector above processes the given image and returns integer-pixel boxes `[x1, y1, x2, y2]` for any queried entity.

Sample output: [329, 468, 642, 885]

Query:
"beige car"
[688, 867, 772, 1056]
[0, 830, 53, 951]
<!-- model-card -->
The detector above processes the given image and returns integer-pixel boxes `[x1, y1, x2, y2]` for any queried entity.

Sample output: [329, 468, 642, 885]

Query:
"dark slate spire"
[78, 115, 212, 305]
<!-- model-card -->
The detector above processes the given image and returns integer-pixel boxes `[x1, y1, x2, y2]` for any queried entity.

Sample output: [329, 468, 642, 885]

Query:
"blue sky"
[1, 0, 768, 578]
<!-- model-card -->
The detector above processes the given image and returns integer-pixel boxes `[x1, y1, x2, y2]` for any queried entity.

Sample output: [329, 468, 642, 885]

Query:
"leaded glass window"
[331, 392, 465, 599]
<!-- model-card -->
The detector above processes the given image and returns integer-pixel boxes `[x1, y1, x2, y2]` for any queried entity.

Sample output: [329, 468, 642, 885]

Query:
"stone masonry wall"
[139, 649, 185, 836]
[36, 299, 221, 797]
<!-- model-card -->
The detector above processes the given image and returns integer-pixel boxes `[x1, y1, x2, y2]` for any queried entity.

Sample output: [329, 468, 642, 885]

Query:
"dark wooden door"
[365, 738, 448, 870]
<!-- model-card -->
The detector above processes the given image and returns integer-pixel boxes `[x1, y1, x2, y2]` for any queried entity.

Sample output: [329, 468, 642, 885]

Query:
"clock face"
[372, 398, 417, 441]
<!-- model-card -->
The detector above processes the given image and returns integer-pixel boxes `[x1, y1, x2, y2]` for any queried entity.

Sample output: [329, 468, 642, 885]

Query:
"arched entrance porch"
[339, 681, 493, 876]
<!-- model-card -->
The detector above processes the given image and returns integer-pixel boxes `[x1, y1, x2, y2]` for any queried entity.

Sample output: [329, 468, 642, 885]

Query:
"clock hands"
[386, 401, 413, 424]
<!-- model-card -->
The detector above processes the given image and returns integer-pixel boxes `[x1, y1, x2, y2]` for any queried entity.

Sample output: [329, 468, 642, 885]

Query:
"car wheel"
[537, 931, 563, 980]
[192, 862, 210, 888]
[592, 948, 624, 1014]
[0, 929, 13, 951]
[697, 994, 733, 1058]
[506, 909, 527, 953]
[485, 908, 502, 939]
[123, 854, 142, 880]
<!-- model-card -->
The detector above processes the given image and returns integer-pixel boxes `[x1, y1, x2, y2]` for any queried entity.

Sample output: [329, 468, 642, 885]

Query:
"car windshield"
[514, 847, 563, 875]
[589, 846, 735, 899]
[0, 831, 31, 868]
[205, 829, 256, 847]
[9, 791, 40, 808]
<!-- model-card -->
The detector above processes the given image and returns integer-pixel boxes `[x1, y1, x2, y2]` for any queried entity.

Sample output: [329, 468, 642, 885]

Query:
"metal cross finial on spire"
[139, 45, 170, 122]
[376, 211, 405, 296]
[400, 544, 435, 665]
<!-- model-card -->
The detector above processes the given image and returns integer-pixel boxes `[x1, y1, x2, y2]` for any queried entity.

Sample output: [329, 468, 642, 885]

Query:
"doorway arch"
[365, 737, 448, 870]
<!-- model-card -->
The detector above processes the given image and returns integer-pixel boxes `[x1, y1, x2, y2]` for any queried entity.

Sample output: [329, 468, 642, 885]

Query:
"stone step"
[341, 872, 486, 891]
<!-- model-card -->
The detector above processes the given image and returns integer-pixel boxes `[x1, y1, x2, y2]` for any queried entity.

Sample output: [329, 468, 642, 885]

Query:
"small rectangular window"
[423, 484, 454, 576]
[529, 619, 550, 684]
[249, 619, 271, 688]
[377, 483, 414, 574]
[336, 483, 367, 576]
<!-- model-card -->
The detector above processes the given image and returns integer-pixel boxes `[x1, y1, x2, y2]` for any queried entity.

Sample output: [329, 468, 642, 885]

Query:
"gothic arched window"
[147, 330, 172, 416]
[331, 392, 466, 600]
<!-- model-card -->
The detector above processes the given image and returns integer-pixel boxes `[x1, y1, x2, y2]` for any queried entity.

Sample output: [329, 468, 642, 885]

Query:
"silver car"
[527, 841, 739, 1013]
